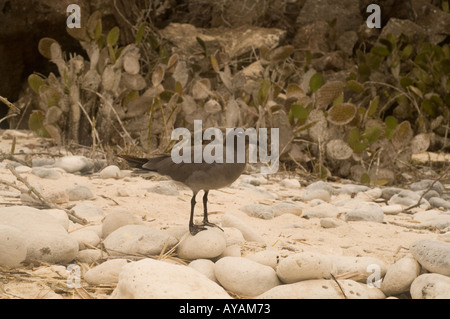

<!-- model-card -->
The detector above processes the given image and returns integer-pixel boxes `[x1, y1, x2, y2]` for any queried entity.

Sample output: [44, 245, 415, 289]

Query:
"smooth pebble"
[99, 165, 121, 179]
[146, 181, 180, 196]
[55, 155, 93, 173]
[84, 259, 129, 285]
[42, 208, 69, 230]
[111, 258, 231, 298]
[331, 255, 387, 282]
[188, 259, 218, 283]
[101, 211, 143, 238]
[388, 190, 429, 208]
[302, 203, 339, 219]
[381, 187, 403, 200]
[381, 255, 421, 296]
[0, 225, 27, 267]
[45, 190, 69, 204]
[381, 204, 403, 215]
[345, 202, 384, 223]
[217, 244, 241, 259]
[215, 256, 281, 297]
[31, 157, 55, 167]
[410, 273, 450, 299]
[71, 203, 104, 223]
[76, 249, 103, 264]
[410, 180, 444, 194]
[337, 184, 370, 195]
[409, 239, 450, 276]
[257, 279, 369, 299]
[320, 218, 344, 228]
[306, 181, 337, 194]
[428, 197, 450, 210]
[272, 202, 302, 216]
[221, 214, 265, 243]
[177, 228, 226, 260]
[355, 187, 382, 201]
[31, 167, 61, 179]
[66, 185, 94, 201]
[301, 188, 331, 202]
[104, 225, 177, 256]
[240, 204, 274, 219]
[69, 229, 101, 250]
[15, 165, 32, 173]
[0, 206, 78, 263]
[276, 252, 333, 283]
[223, 227, 246, 246]
[281, 178, 300, 188]
[245, 249, 280, 269]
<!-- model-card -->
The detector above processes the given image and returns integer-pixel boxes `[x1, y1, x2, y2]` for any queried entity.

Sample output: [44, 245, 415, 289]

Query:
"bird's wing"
[119, 154, 169, 170]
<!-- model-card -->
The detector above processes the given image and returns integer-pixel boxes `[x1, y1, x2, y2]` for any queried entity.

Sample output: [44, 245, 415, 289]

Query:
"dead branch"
[5, 164, 87, 225]
[403, 164, 450, 212]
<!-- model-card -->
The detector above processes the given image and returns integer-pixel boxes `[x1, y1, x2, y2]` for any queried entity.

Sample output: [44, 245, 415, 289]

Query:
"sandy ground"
[0, 130, 445, 299]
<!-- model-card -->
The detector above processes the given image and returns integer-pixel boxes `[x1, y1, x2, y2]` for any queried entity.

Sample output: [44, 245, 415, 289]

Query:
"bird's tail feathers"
[118, 155, 149, 169]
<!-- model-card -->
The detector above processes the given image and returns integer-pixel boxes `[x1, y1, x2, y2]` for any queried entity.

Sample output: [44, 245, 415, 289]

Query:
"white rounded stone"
[84, 259, 129, 285]
[217, 244, 241, 259]
[45, 190, 69, 204]
[215, 256, 280, 297]
[320, 218, 344, 228]
[381, 204, 403, 215]
[222, 227, 246, 246]
[146, 181, 180, 196]
[281, 178, 300, 188]
[276, 252, 333, 283]
[71, 203, 104, 223]
[0, 206, 78, 263]
[0, 225, 27, 267]
[99, 165, 121, 179]
[301, 188, 331, 202]
[410, 273, 450, 299]
[101, 211, 143, 238]
[381, 255, 421, 296]
[245, 249, 280, 269]
[240, 204, 274, 219]
[111, 258, 231, 298]
[104, 225, 178, 256]
[355, 187, 382, 201]
[15, 165, 32, 173]
[177, 228, 226, 260]
[69, 229, 101, 250]
[31, 167, 61, 179]
[66, 185, 94, 201]
[302, 203, 339, 219]
[221, 214, 265, 243]
[76, 249, 103, 264]
[344, 202, 384, 223]
[331, 255, 387, 281]
[257, 279, 369, 299]
[55, 155, 93, 173]
[272, 202, 303, 217]
[41, 208, 69, 230]
[188, 259, 218, 283]
[410, 239, 450, 276]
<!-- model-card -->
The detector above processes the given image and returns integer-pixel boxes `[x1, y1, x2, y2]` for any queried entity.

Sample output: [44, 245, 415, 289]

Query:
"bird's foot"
[189, 224, 208, 236]
[202, 221, 224, 232]
[189, 222, 223, 236]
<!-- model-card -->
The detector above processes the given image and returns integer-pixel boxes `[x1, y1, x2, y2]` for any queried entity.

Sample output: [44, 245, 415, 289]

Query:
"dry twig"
[403, 164, 450, 212]
[3, 164, 87, 225]
[330, 273, 347, 299]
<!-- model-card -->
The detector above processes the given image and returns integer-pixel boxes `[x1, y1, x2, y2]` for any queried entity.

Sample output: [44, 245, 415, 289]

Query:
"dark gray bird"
[120, 130, 251, 235]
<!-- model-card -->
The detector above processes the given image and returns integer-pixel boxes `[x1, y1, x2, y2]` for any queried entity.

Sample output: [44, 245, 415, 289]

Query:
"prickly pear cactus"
[27, 11, 150, 145]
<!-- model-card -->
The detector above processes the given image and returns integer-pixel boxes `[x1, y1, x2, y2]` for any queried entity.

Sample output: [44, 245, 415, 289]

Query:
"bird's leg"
[202, 190, 223, 231]
[189, 191, 207, 235]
